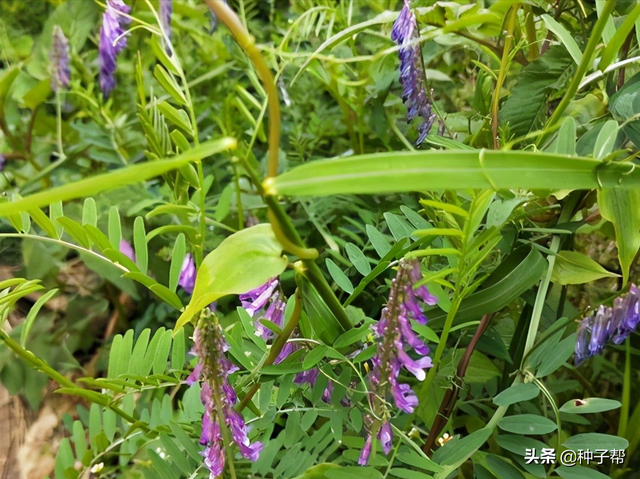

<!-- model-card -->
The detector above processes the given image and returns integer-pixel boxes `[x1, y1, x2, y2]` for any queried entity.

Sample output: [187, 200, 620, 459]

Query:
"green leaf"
[541, 15, 583, 65]
[133, 216, 148, 273]
[499, 46, 574, 137]
[553, 116, 577, 155]
[396, 447, 442, 473]
[536, 333, 577, 377]
[175, 224, 287, 331]
[384, 212, 416, 240]
[366, 224, 392, 258]
[82, 198, 97, 228]
[495, 434, 548, 457]
[266, 149, 640, 197]
[599, 188, 640, 285]
[555, 465, 611, 479]
[465, 351, 501, 383]
[154, 64, 187, 105]
[292, 463, 340, 479]
[108, 206, 122, 250]
[551, 251, 619, 285]
[158, 101, 193, 137]
[485, 454, 525, 479]
[20, 288, 59, 347]
[432, 428, 492, 467]
[0, 138, 236, 217]
[493, 383, 540, 406]
[389, 469, 432, 479]
[498, 414, 558, 435]
[325, 466, 383, 479]
[562, 433, 628, 451]
[593, 120, 619, 159]
[559, 398, 621, 414]
[345, 243, 372, 276]
[326, 258, 354, 293]
[302, 345, 329, 369]
[428, 247, 546, 326]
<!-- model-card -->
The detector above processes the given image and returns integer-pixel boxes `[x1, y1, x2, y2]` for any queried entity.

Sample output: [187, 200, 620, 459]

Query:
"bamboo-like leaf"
[0, 138, 235, 217]
[154, 64, 187, 105]
[266, 150, 640, 197]
[599, 188, 640, 285]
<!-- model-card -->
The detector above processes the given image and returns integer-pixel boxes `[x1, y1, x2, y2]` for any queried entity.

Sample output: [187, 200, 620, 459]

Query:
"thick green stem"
[537, 0, 616, 146]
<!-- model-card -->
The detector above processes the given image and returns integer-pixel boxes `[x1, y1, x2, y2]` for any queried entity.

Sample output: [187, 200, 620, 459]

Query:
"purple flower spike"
[357, 435, 372, 466]
[99, 0, 131, 98]
[50, 26, 70, 92]
[357, 259, 434, 466]
[187, 315, 262, 477]
[391, 0, 440, 145]
[574, 285, 640, 365]
[119, 239, 135, 262]
[179, 253, 196, 294]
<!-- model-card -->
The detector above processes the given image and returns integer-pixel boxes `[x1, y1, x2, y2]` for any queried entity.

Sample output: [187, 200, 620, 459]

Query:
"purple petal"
[179, 253, 196, 294]
[390, 381, 419, 413]
[396, 345, 432, 381]
[357, 434, 373, 466]
[378, 421, 393, 455]
[119, 239, 135, 262]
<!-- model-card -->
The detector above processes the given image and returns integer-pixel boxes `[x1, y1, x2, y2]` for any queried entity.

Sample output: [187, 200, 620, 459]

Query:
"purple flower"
[357, 435, 372, 466]
[574, 285, 640, 365]
[99, 0, 131, 98]
[50, 26, 70, 92]
[391, 0, 439, 145]
[240, 278, 278, 316]
[160, 0, 172, 40]
[378, 422, 393, 455]
[293, 367, 334, 403]
[255, 291, 286, 340]
[179, 253, 196, 294]
[119, 239, 135, 262]
[359, 259, 435, 464]
[187, 316, 262, 476]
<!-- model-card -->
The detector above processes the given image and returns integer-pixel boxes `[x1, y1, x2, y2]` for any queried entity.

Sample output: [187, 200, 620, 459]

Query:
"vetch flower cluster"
[187, 314, 262, 477]
[391, 0, 439, 146]
[50, 25, 70, 92]
[359, 259, 437, 465]
[99, 0, 131, 98]
[240, 278, 286, 341]
[575, 285, 640, 365]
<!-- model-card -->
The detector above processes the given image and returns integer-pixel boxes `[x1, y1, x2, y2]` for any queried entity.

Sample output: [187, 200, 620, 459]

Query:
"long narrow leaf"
[0, 138, 236, 217]
[267, 150, 640, 196]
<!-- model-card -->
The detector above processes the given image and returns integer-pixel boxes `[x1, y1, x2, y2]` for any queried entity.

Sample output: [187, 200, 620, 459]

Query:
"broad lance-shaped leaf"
[174, 224, 287, 331]
[265, 150, 640, 197]
[0, 137, 236, 217]
[599, 188, 640, 285]
[551, 250, 619, 285]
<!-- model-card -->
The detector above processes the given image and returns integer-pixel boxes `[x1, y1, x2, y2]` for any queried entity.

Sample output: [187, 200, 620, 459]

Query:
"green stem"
[0, 329, 145, 431]
[55, 91, 66, 161]
[233, 160, 245, 231]
[619, 337, 631, 437]
[537, 0, 616, 146]
[491, 5, 518, 149]
[531, 375, 562, 468]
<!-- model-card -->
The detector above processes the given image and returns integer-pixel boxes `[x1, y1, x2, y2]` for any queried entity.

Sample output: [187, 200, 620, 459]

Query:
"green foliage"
[1, 0, 640, 478]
